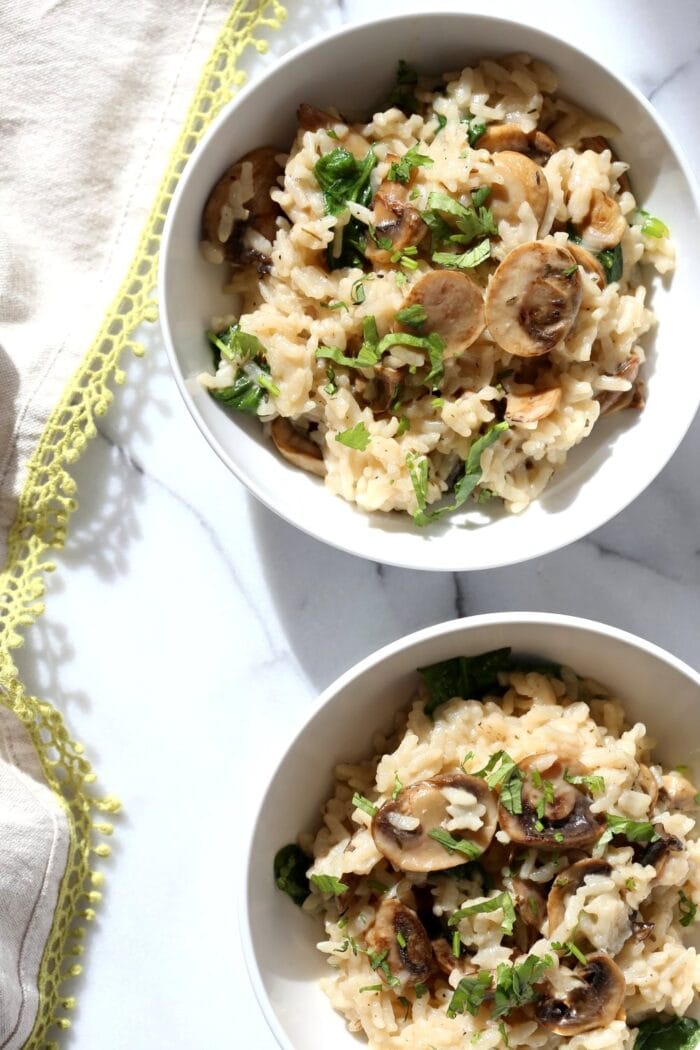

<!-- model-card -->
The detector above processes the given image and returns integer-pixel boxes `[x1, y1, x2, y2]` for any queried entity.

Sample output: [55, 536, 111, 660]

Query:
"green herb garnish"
[634, 1015, 700, 1050]
[433, 238, 491, 269]
[336, 422, 371, 451]
[310, 873, 348, 896]
[396, 303, 428, 328]
[449, 891, 516, 935]
[447, 971, 491, 1017]
[563, 769, 605, 795]
[595, 812, 659, 854]
[679, 891, 697, 927]
[324, 365, 338, 396]
[351, 278, 367, 304]
[427, 827, 482, 859]
[637, 209, 669, 238]
[387, 146, 434, 185]
[273, 843, 311, 906]
[396, 415, 410, 436]
[491, 954, 554, 1019]
[314, 146, 378, 269]
[352, 792, 378, 816]
[598, 243, 623, 283]
[386, 59, 420, 115]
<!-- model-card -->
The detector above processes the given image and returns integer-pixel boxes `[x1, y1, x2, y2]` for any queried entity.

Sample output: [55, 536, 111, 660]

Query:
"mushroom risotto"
[274, 650, 700, 1050]
[199, 55, 675, 520]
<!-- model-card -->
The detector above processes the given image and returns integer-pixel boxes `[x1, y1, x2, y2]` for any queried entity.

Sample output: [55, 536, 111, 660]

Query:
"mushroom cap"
[498, 754, 604, 850]
[270, 418, 326, 477]
[202, 147, 282, 261]
[535, 953, 626, 1035]
[488, 151, 549, 231]
[597, 353, 642, 417]
[505, 387, 561, 425]
[566, 243, 606, 287]
[365, 178, 427, 267]
[547, 858, 613, 933]
[580, 189, 626, 253]
[399, 270, 485, 359]
[475, 125, 556, 165]
[485, 242, 583, 357]
[367, 899, 433, 990]
[371, 773, 498, 873]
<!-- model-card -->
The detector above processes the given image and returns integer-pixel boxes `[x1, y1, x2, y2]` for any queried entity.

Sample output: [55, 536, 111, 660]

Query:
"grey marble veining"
[11, 3, 700, 1048]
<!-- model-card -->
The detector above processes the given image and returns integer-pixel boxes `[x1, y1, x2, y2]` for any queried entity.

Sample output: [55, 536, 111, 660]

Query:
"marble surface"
[12, 1, 700, 1047]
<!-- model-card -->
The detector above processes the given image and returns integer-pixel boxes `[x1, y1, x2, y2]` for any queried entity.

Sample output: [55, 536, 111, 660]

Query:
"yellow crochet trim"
[0, 1, 286, 1045]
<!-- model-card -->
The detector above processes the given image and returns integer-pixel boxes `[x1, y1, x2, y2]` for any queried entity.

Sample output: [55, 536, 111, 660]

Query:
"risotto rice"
[200, 55, 674, 520]
[274, 650, 700, 1050]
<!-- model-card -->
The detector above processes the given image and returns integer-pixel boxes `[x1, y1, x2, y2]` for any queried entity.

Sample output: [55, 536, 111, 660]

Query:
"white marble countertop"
[13, 1, 700, 1047]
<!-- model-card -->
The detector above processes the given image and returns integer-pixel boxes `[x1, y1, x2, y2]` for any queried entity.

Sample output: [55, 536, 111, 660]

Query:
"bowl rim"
[239, 610, 700, 1050]
[158, 10, 700, 572]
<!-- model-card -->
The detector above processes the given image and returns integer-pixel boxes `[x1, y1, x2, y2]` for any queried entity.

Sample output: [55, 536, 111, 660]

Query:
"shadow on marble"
[250, 495, 459, 692]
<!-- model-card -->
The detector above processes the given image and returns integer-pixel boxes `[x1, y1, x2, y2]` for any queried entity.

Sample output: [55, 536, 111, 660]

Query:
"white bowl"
[241, 612, 700, 1050]
[159, 12, 700, 571]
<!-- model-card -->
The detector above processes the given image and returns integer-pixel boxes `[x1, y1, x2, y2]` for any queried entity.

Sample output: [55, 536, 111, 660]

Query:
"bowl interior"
[243, 615, 700, 1050]
[160, 13, 700, 571]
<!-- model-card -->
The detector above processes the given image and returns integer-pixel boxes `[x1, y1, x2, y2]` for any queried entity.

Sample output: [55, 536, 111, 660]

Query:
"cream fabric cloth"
[0, 0, 234, 567]
[0, 706, 70, 1048]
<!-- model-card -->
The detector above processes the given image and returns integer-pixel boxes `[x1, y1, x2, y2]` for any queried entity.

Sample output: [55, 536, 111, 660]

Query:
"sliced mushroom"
[630, 912, 655, 941]
[371, 773, 498, 873]
[270, 418, 326, 477]
[597, 354, 642, 417]
[296, 103, 369, 159]
[357, 366, 403, 417]
[547, 859, 612, 933]
[485, 242, 582, 357]
[566, 243, 606, 287]
[366, 899, 433, 990]
[535, 954, 626, 1035]
[511, 877, 547, 930]
[498, 755, 604, 851]
[580, 190, 626, 253]
[398, 270, 485, 359]
[505, 388, 561, 424]
[475, 125, 556, 164]
[488, 151, 549, 231]
[633, 828, 683, 876]
[660, 770, 699, 812]
[633, 764, 659, 811]
[365, 176, 427, 267]
[202, 147, 282, 269]
[431, 936, 477, 977]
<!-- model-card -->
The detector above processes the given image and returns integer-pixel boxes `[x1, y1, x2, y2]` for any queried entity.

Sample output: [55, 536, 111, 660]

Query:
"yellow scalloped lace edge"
[0, 1, 286, 1045]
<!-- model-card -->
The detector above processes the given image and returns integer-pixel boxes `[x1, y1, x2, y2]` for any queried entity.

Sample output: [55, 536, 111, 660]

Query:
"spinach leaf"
[207, 324, 266, 367]
[634, 1016, 700, 1050]
[387, 146, 433, 185]
[419, 647, 513, 716]
[209, 360, 276, 415]
[599, 243, 623, 283]
[386, 59, 420, 115]
[314, 147, 378, 270]
[273, 843, 311, 906]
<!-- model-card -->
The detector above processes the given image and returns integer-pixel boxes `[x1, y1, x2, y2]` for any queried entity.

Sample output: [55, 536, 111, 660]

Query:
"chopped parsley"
[636, 209, 669, 238]
[634, 1015, 700, 1050]
[449, 891, 516, 935]
[563, 769, 605, 795]
[336, 422, 371, 451]
[351, 278, 367, 304]
[414, 981, 428, 998]
[595, 813, 659, 854]
[562, 264, 578, 276]
[328, 300, 348, 311]
[396, 930, 407, 949]
[406, 421, 509, 526]
[387, 146, 434, 185]
[369, 948, 400, 988]
[679, 890, 697, 927]
[427, 827, 482, 859]
[447, 971, 491, 1017]
[462, 114, 487, 147]
[626, 877, 637, 891]
[452, 929, 461, 957]
[433, 238, 491, 270]
[360, 983, 384, 993]
[314, 146, 378, 268]
[396, 415, 410, 436]
[552, 940, 588, 965]
[462, 750, 475, 771]
[421, 190, 497, 255]
[396, 303, 428, 328]
[273, 843, 311, 906]
[474, 752, 523, 815]
[352, 792, 378, 816]
[491, 954, 553, 1019]
[324, 365, 338, 396]
[309, 873, 348, 896]
[392, 773, 403, 800]
[435, 113, 447, 134]
[598, 243, 623, 283]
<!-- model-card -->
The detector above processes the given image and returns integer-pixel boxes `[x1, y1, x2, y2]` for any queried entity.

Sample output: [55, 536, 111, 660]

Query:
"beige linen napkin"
[0, 0, 238, 566]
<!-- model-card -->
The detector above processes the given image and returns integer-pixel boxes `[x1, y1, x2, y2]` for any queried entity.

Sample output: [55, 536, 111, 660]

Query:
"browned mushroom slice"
[597, 354, 642, 417]
[580, 190, 626, 253]
[431, 936, 478, 977]
[202, 147, 282, 269]
[630, 913, 654, 941]
[485, 242, 582, 357]
[566, 243, 606, 287]
[547, 858, 613, 933]
[371, 774, 498, 873]
[505, 388, 561, 424]
[488, 151, 549, 231]
[357, 366, 403, 417]
[498, 755, 604, 851]
[397, 270, 485, 359]
[535, 954, 626, 1035]
[270, 418, 326, 477]
[660, 770, 699, 811]
[633, 764, 659, 811]
[511, 877, 547, 930]
[365, 176, 427, 268]
[474, 125, 556, 164]
[633, 828, 683, 876]
[366, 899, 433, 990]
